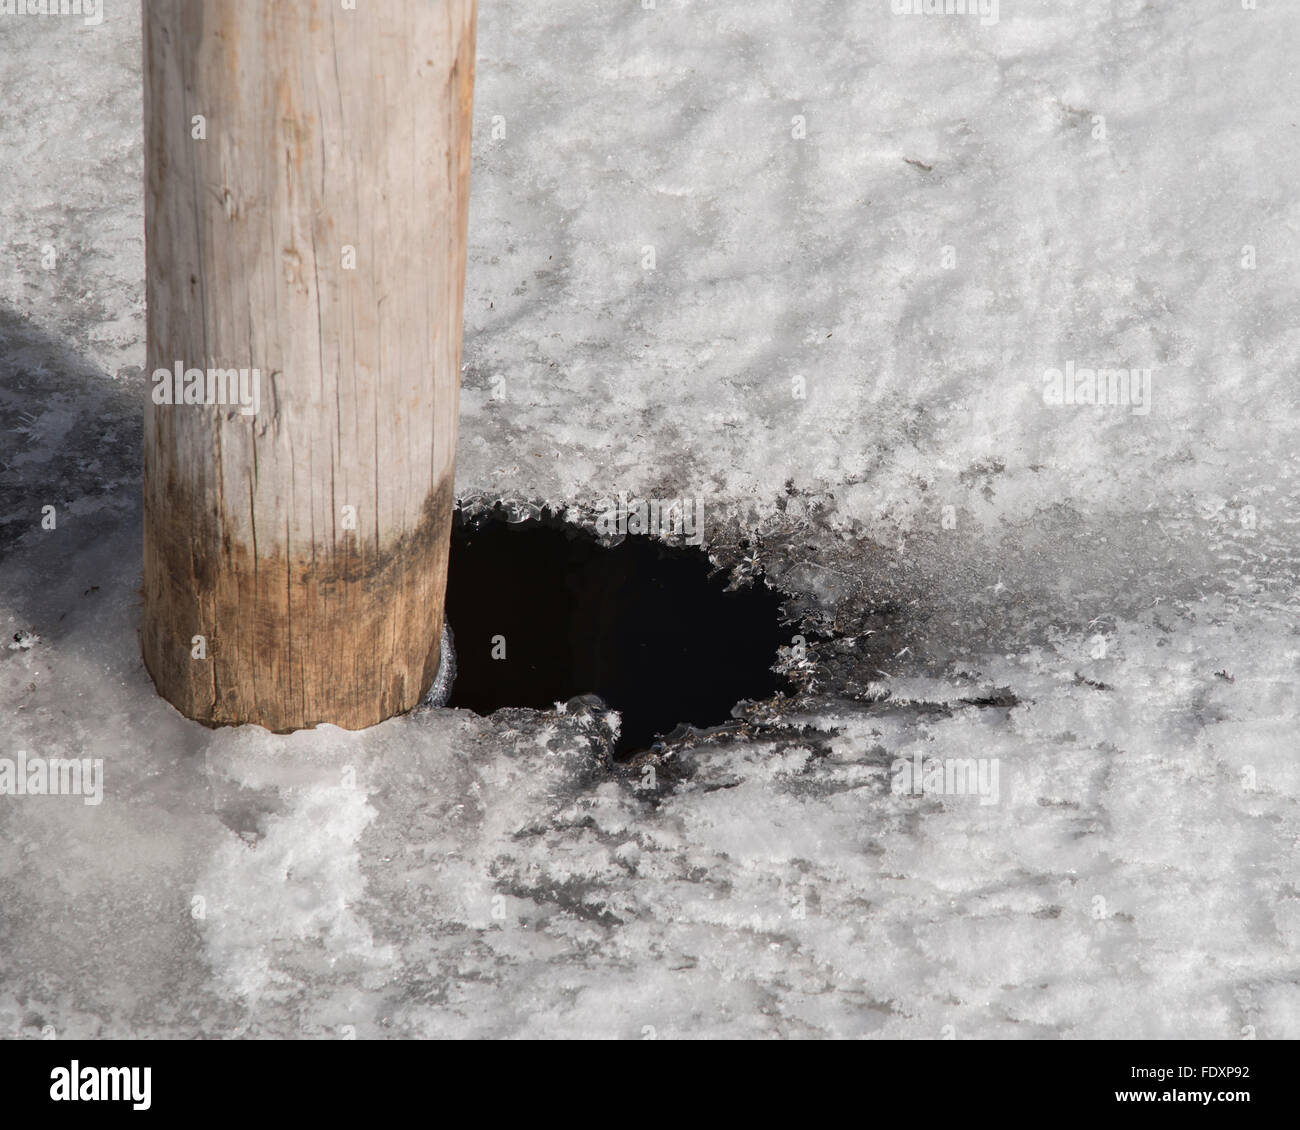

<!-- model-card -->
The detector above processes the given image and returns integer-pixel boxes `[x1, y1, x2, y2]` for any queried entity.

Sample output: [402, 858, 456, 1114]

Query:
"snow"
[2, 0, 1299, 1038]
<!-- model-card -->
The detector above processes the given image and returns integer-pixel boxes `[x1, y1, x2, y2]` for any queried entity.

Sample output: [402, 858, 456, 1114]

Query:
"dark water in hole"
[443, 509, 789, 757]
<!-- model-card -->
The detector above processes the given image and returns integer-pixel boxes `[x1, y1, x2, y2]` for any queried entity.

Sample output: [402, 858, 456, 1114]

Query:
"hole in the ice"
[443, 506, 790, 758]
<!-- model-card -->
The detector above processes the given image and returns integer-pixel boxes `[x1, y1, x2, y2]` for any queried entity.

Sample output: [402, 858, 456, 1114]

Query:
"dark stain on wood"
[142, 474, 453, 732]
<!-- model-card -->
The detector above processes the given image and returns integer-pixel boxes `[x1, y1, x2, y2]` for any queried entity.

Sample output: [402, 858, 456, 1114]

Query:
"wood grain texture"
[141, 0, 476, 731]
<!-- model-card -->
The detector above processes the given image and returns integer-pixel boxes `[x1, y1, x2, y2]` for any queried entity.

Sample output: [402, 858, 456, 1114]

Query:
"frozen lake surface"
[1, 0, 1298, 1038]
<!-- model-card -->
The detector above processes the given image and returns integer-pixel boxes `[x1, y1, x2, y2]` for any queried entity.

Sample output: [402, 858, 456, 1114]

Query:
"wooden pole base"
[141, 1, 477, 731]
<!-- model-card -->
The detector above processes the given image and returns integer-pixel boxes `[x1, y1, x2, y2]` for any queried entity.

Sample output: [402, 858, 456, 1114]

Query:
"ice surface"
[1, 1, 1298, 1038]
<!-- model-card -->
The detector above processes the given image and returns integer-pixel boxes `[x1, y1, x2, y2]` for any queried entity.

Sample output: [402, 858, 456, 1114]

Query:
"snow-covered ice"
[1, 0, 1298, 1038]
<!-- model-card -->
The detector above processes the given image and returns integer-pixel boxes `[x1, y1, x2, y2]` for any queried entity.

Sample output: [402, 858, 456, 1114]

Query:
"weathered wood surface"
[141, 0, 477, 731]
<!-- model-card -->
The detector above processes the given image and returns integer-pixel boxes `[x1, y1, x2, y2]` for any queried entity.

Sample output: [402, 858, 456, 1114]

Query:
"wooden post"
[140, 1, 476, 731]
